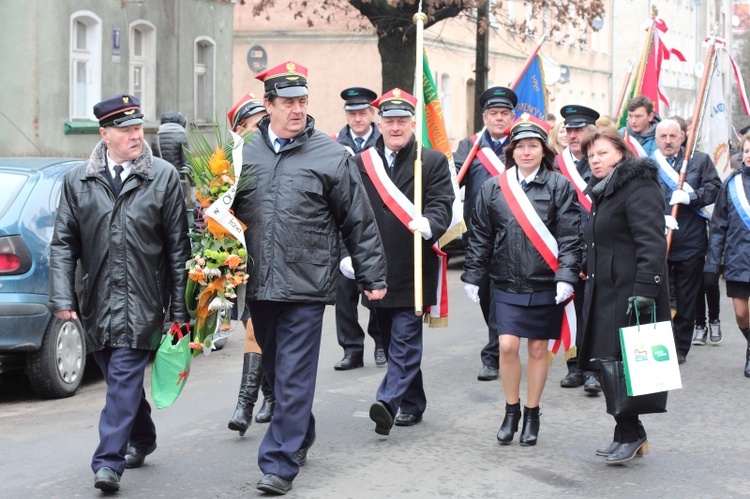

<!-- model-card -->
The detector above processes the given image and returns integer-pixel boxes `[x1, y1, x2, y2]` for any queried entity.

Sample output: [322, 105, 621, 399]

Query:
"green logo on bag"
[651, 345, 670, 361]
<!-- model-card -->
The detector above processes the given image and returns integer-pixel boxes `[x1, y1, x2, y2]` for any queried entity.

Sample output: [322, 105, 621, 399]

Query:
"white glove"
[339, 257, 355, 280]
[555, 282, 574, 304]
[464, 283, 480, 304]
[669, 189, 690, 206]
[665, 215, 679, 231]
[408, 216, 432, 240]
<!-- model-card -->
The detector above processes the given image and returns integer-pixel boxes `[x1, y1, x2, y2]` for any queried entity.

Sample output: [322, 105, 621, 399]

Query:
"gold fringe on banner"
[438, 220, 467, 248]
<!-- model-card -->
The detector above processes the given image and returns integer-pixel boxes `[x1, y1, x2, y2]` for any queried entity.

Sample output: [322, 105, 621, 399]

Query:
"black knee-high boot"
[228, 353, 262, 436]
[255, 373, 276, 423]
[519, 406, 541, 446]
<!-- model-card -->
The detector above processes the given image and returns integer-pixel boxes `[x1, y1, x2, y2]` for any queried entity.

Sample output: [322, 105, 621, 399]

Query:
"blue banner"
[514, 55, 547, 120]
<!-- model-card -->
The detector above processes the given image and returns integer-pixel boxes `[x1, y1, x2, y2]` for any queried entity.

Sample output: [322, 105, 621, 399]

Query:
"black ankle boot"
[496, 402, 521, 445]
[228, 353, 262, 436]
[255, 374, 276, 423]
[744, 337, 750, 378]
[519, 406, 541, 446]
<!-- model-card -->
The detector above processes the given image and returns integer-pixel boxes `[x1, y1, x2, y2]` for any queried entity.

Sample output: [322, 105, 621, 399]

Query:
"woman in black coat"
[578, 127, 670, 464]
[462, 114, 582, 446]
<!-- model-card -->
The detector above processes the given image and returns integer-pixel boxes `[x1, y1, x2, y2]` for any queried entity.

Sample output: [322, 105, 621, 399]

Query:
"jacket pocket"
[286, 246, 330, 298]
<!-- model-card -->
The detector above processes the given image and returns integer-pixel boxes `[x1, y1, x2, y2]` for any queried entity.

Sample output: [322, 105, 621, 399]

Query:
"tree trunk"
[377, 30, 417, 93]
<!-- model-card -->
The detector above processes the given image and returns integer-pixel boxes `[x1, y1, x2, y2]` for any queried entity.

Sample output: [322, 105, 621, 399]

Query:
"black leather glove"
[703, 271, 720, 288]
[625, 296, 656, 318]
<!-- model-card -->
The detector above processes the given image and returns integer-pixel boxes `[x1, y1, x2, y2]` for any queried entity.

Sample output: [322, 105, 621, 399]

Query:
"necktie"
[275, 138, 290, 152]
[521, 179, 527, 188]
[574, 159, 580, 167]
[354, 137, 364, 153]
[388, 152, 397, 177]
[113, 164, 124, 195]
[667, 156, 676, 167]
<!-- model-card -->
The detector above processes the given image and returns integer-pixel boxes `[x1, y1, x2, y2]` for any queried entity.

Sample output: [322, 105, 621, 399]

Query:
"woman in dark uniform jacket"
[462, 114, 582, 446]
[577, 127, 670, 464]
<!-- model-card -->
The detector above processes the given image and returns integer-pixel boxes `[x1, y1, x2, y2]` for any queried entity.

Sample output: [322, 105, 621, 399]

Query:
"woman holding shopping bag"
[577, 127, 670, 464]
[462, 114, 582, 446]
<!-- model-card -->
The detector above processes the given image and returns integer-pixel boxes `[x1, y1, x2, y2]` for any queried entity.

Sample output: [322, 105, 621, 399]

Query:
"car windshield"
[0, 173, 29, 219]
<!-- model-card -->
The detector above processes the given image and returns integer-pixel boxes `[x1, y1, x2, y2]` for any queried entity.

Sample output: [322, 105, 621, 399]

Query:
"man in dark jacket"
[556, 104, 602, 394]
[332, 86, 385, 371]
[49, 94, 190, 492]
[355, 88, 454, 436]
[654, 119, 721, 362]
[453, 86, 517, 381]
[232, 61, 387, 496]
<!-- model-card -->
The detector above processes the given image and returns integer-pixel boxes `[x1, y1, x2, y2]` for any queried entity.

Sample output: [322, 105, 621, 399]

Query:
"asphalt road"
[2, 265, 749, 498]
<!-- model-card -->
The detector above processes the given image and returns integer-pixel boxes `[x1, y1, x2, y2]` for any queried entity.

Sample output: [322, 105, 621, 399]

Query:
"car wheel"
[26, 316, 86, 399]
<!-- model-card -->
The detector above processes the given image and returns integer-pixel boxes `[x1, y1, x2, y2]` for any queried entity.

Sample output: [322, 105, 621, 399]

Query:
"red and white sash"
[497, 167, 577, 360]
[556, 147, 592, 212]
[361, 148, 449, 327]
[623, 131, 649, 158]
[475, 147, 506, 177]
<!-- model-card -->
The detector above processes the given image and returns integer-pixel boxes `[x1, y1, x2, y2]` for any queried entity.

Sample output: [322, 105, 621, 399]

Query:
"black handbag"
[599, 357, 668, 417]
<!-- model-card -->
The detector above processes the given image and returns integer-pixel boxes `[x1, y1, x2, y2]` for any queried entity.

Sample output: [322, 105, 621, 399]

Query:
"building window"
[194, 37, 216, 123]
[441, 73, 452, 137]
[69, 11, 102, 120]
[129, 21, 156, 122]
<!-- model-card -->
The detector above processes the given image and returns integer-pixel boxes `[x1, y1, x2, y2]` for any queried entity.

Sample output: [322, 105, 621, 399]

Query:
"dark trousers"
[567, 278, 588, 371]
[479, 273, 499, 368]
[247, 301, 323, 481]
[91, 347, 154, 475]
[613, 416, 647, 443]
[669, 257, 705, 356]
[335, 277, 382, 356]
[373, 307, 426, 416]
[695, 278, 721, 326]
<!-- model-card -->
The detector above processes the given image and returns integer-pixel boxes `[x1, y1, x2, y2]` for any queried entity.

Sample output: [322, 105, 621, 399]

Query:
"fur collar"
[587, 157, 658, 198]
[85, 139, 153, 177]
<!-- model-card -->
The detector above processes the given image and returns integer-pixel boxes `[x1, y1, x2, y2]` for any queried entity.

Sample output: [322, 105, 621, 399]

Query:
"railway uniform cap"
[255, 61, 309, 98]
[227, 92, 266, 130]
[94, 94, 143, 128]
[561, 104, 600, 129]
[371, 88, 417, 117]
[508, 112, 551, 142]
[479, 86, 518, 112]
[340, 87, 377, 111]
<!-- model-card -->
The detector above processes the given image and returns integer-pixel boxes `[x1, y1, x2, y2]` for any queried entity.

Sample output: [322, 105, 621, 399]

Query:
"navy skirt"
[494, 289, 563, 340]
[727, 280, 750, 299]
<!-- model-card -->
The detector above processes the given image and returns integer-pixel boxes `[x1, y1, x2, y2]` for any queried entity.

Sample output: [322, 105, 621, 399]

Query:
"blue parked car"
[0, 158, 87, 398]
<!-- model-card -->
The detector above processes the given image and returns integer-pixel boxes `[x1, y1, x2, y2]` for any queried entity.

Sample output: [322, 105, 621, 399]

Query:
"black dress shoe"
[369, 401, 394, 435]
[496, 402, 521, 445]
[560, 369, 584, 388]
[394, 413, 423, 426]
[293, 435, 316, 467]
[257, 473, 293, 495]
[125, 442, 157, 468]
[334, 355, 364, 371]
[605, 437, 649, 464]
[374, 347, 387, 367]
[94, 466, 120, 492]
[477, 365, 499, 381]
[583, 372, 602, 395]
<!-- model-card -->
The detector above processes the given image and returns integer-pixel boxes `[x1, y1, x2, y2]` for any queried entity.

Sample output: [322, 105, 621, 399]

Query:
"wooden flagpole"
[666, 34, 717, 252]
[456, 33, 547, 185]
[413, 4, 427, 316]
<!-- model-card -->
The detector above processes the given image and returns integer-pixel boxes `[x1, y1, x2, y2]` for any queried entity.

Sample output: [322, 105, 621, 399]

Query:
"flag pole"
[666, 34, 717, 253]
[612, 59, 635, 119]
[413, 4, 427, 316]
[456, 32, 547, 185]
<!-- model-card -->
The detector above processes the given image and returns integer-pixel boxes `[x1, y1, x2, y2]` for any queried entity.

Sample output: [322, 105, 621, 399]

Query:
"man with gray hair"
[653, 118, 721, 363]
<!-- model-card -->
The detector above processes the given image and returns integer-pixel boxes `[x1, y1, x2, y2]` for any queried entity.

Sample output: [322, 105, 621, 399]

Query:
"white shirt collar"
[267, 127, 293, 152]
[351, 127, 372, 144]
[384, 146, 398, 164]
[517, 167, 540, 185]
[106, 152, 132, 178]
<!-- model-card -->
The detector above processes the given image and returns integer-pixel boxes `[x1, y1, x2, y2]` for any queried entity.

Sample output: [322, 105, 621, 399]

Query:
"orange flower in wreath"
[209, 147, 231, 175]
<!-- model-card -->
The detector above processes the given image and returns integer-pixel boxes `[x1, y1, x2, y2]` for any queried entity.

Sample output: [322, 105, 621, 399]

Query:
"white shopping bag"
[619, 320, 683, 396]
